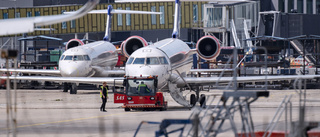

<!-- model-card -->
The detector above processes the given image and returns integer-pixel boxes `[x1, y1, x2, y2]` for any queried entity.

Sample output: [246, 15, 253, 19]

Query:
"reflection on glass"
[60, 55, 65, 60]
[159, 57, 168, 64]
[127, 57, 134, 64]
[84, 55, 90, 61]
[64, 56, 73, 60]
[146, 57, 159, 65]
[74, 55, 84, 61]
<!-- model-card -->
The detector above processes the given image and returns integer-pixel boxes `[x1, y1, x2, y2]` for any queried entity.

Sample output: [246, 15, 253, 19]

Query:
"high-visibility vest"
[137, 84, 150, 92]
[100, 86, 108, 97]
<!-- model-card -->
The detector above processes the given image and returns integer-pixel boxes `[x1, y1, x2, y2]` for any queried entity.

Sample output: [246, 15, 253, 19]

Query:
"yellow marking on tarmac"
[2, 112, 135, 130]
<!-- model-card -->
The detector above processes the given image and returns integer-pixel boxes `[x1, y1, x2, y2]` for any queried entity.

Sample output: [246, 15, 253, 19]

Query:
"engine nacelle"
[196, 36, 221, 60]
[65, 39, 84, 49]
[121, 36, 148, 57]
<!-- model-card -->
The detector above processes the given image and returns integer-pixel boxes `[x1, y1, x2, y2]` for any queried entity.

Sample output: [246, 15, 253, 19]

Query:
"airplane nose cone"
[59, 61, 90, 77]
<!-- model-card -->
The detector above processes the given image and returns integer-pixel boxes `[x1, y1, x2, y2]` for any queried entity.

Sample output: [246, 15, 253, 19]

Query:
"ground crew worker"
[100, 82, 108, 112]
[137, 81, 150, 93]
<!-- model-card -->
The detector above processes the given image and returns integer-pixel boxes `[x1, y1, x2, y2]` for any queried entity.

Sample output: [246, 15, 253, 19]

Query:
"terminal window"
[70, 10, 76, 29]
[15, 12, 20, 18]
[3, 13, 8, 19]
[160, 6, 165, 25]
[193, 4, 198, 23]
[151, 6, 156, 25]
[118, 7, 123, 26]
[126, 7, 131, 26]
[61, 10, 67, 29]
[27, 11, 32, 17]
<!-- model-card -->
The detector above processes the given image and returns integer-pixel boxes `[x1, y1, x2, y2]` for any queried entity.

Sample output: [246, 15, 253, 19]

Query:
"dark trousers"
[100, 97, 107, 111]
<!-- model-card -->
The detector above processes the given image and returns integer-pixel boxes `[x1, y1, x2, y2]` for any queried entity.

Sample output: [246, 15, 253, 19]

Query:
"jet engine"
[121, 36, 148, 57]
[196, 35, 221, 60]
[65, 39, 84, 49]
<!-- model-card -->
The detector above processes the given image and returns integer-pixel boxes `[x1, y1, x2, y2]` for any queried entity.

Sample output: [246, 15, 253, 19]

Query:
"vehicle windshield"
[127, 79, 155, 96]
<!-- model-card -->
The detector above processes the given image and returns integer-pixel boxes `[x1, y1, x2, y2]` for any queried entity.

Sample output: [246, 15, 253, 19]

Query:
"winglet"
[172, 0, 180, 38]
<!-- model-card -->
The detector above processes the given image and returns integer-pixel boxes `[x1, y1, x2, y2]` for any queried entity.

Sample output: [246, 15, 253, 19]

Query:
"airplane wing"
[0, 0, 99, 36]
[106, 70, 126, 75]
[91, 66, 125, 76]
[0, 69, 61, 76]
[190, 69, 233, 73]
[177, 75, 320, 85]
[0, 76, 124, 86]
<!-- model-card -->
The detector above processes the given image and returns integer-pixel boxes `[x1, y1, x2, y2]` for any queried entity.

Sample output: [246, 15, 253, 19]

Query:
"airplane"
[0, 6, 161, 94]
[0, 0, 100, 36]
[1, 0, 320, 107]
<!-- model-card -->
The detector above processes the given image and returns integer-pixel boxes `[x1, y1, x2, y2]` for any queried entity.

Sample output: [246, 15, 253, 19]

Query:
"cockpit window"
[133, 58, 145, 64]
[60, 55, 65, 61]
[64, 55, 73, 60]
[63, 55, 89, 61]
[159, 57, 168, 64]
[74, 55, 84, 61]
[146, 57, 159, 65]
[127, 57, 134, 64]
[84, 55, 90, 61]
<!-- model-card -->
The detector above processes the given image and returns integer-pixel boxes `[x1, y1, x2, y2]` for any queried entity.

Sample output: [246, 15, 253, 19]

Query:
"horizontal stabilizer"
[65, 9, 161, 15]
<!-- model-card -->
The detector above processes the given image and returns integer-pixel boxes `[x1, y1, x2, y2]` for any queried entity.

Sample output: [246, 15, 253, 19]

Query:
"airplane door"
[113, 79, 127, 103]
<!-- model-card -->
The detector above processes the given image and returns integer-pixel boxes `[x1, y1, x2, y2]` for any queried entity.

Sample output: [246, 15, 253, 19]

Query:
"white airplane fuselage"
[59, 41, 118, 77]
[125, 38, 193, 89]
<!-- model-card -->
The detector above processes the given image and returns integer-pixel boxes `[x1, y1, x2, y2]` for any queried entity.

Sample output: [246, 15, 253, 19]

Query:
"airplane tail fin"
[172, 0, 180, 38]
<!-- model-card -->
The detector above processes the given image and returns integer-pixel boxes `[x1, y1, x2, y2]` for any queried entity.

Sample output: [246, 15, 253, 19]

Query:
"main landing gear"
[63, 83, 78, 94]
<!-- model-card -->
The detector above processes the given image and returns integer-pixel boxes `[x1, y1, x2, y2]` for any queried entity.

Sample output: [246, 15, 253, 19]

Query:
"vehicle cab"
[114, 75, 167, 111]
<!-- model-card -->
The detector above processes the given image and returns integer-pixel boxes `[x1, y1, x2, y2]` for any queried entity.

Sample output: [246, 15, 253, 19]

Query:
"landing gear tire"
[63, 83, 69, 92]
[70, 84, 77, 94]
[124, 108, 130, 112]
[199, 94, 206, 108]
[190, 94, 196, 107]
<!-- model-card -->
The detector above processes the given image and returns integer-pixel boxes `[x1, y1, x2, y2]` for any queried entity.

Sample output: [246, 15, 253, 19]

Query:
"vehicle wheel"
[70, 84, 77, 94]
[63, 83, 69, 92]
[199, 94, 206, 108]
[124, 108, 130, 112]
[190, 94, 196, 107]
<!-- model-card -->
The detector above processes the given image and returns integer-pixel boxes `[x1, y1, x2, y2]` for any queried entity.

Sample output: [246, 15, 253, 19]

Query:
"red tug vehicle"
[114, 75, 167, 111]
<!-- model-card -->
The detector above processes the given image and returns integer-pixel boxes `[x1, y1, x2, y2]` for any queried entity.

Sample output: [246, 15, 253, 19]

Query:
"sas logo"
[116, 96, 125, 100]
